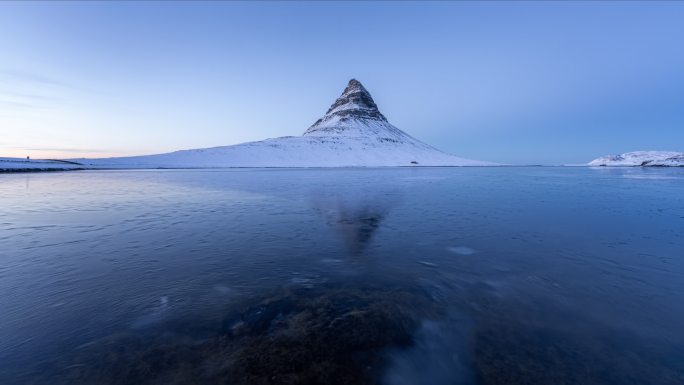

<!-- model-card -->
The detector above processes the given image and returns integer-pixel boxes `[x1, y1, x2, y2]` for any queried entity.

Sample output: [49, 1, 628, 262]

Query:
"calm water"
[1, 167, 683, 385]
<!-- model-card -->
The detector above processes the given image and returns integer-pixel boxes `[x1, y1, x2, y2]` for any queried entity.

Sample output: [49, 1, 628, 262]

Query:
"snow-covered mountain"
[74, 79, 495, 168]
[588, 151, 684, 167]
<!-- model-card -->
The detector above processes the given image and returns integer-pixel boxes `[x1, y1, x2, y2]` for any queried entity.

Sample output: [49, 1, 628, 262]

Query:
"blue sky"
[1, 1, 682, 164]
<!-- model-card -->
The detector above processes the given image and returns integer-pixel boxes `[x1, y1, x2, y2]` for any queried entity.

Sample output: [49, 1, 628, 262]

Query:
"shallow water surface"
[1, 167, 683, 384]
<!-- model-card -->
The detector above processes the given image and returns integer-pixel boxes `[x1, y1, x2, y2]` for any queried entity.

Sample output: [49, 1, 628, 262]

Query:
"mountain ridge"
[304, 78, 389, 136]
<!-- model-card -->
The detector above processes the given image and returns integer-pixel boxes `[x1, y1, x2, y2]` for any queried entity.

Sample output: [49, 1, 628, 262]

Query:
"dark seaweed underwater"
[1, 167, 683, 385]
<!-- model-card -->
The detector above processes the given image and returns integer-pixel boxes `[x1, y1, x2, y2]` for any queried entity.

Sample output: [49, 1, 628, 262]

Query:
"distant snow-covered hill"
[0, 158, 83, 172]
[74, 79, 495, 168]
[588, 151, 684, 167]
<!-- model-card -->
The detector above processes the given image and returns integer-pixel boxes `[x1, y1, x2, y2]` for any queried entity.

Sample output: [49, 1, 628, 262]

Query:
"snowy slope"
[74, 79, 496, 168]
[0, 157, 83, 172]
[73, 135, 489, 168]
[588, 151, 684, 167]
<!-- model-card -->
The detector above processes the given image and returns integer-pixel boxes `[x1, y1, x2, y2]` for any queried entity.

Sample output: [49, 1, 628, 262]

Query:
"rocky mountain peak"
[304, 79, 388, 136]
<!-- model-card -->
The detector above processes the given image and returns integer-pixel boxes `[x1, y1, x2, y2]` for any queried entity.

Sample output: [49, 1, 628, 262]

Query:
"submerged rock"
[28, 280, 684, 385]
[39, 284, 437, 385]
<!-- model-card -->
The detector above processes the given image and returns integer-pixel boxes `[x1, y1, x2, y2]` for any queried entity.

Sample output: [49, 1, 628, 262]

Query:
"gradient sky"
[1, 1, 683, 164]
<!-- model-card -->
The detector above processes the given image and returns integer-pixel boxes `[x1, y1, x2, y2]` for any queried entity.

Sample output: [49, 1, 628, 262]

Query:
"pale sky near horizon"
[1, 1, 683, 164]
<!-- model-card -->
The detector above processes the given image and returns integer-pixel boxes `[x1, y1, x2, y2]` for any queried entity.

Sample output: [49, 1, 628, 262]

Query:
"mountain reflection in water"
[311, 186, 400, 255]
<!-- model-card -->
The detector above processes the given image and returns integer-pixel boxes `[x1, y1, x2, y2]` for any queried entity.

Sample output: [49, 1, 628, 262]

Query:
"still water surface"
[1, 168, 683, 384]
